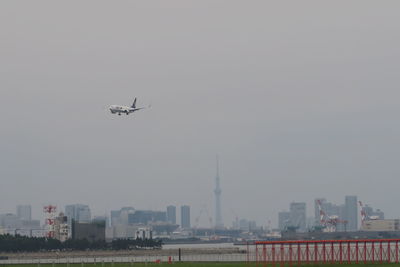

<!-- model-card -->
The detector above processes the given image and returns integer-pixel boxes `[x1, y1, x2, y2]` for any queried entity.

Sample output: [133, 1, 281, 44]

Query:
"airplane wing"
[132, 105, 151, 112]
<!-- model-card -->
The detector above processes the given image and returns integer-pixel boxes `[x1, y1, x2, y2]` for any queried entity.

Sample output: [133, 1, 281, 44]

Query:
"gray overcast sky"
[1, 1, 400, 227]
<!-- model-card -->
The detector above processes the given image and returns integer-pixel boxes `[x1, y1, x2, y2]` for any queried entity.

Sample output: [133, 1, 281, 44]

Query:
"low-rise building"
[72, 220, 105, 242]
[361, 219, 400, 231]
[54, 213, 69, 242]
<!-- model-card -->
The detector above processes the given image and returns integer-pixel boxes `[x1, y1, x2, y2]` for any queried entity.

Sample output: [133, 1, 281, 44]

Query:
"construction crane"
[316, 199, 348, 232]
[359, 201, 367, 225]
[359, 201, 380, 226]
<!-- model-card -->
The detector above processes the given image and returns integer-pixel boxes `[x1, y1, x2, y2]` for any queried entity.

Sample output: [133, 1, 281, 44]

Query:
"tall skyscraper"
[181, 205, 190, 228]
[167, 205, 176, 224]
[110, 207, 135, 226]
[278, 211, 291, 231]
[289, 202, 306, 232]
[345, 195, 358, 231]
[214, 156, 223, 228]
[16, 205, 31, 221]
[65, 204, 91, 228]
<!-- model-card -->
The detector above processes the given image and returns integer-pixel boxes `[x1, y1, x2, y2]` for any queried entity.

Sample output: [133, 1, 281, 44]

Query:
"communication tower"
[43, 205, 57, 238]
[214, 155, 223, 228]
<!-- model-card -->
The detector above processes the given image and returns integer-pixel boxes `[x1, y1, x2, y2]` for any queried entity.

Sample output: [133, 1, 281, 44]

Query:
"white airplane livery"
[109, 98, 146, 115]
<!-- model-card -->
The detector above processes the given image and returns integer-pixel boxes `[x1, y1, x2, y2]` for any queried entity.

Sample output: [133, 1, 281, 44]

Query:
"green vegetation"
[0, 235, 162, 252]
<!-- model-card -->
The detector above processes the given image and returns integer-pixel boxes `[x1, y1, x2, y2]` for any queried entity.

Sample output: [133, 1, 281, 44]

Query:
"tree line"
[0, 234, 162, 252]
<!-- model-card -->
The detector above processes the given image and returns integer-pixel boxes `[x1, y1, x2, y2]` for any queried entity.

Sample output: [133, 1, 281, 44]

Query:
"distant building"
[21, 220, 40, 229]
[93, 216, 109, 227]
[181, 205, 190, 228]
[248, 220, 257, 231]
[72, 220, 105, 242]
[290, 202, 306, 232]
[306, 216, 315, 230]
[0, 207, 41, 236]
[0, 214, 21, 229]
[65, 204, 91, 225]
[278, 211, 291, 231]
[17, 205, 31, 221]
[362, 205, 384, 220]
[54, 213, 69, 242]
[167, 205, 176, 224]
[113, 207, 135, 226]
[315, 196, 364, 232]
[362, 219, 399, 231]
[150, 221, 179, 235]
[239, 218, 250, 231]
[232, 217, 240, 230]
[112, 224, 141, 239]
[108, 207, 170, 239]
[314, 198, 344, 226]
[128, 210, 166, 224]
[314, 198, 347, 231]
[110, 210, 122, 227]
[345, 196, 358, 231]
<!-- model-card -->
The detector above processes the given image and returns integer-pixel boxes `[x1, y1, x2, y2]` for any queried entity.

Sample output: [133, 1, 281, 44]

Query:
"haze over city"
[1, 1, 400, 229]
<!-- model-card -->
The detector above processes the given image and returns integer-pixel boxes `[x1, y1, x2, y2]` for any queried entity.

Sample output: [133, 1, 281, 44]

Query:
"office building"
[111, 207, 135, 227]
[278, 211, 291, 231]
[93, 216, 109, 227]
[53, 213, 69, 242]
[17, 205, 31, 221]
[72, 220, 105, 242]
[128, 210, 167, 225]
[0, 214, 21, 229]
[111, 210, 121, 227]
[361, 219, 399, 231]
[181, 205, 190, 228]
[345, 196, 358, 231]
[238, 218, 249, 231]
[65, 204, 92, 228]
[167, 205, 176, 224]
[289, 202, 306, 232]
[21, 219, 40, 229]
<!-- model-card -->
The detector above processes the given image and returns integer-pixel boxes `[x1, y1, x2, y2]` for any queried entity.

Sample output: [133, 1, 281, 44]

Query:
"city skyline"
[0, 194, 386, 230]
[2, 2, 400, 228]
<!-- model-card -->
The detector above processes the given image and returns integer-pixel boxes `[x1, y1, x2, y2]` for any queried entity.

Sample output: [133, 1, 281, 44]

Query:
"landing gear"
[118, 113, 121, 116]
[126, 111, 129, 115]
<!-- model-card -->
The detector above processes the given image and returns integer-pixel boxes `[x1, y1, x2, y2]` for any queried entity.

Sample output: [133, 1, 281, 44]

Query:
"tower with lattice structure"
[214, 155, 223, 228]
[43, 205, 57, 238]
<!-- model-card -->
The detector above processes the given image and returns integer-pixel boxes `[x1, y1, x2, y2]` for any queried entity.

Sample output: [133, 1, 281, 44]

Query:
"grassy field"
[2, 263, 400, 267]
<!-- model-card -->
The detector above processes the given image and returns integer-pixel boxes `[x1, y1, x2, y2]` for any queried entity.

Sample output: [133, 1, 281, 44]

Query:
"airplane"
[109, 98, 147, 115]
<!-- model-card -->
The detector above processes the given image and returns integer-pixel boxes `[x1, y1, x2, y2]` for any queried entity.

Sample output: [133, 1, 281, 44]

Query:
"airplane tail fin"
[131, 98, 137, 108]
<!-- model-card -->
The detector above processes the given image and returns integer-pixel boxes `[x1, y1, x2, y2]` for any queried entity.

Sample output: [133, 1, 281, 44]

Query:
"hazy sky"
[1, 1, 400, 228]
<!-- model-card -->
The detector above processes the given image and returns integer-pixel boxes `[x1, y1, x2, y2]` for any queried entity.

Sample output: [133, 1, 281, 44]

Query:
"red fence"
[248, 239, 400, 266]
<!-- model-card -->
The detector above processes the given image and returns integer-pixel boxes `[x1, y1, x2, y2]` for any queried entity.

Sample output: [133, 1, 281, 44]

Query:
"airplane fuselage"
[109, 98, 145, 115]
[109, 105, 136, 115]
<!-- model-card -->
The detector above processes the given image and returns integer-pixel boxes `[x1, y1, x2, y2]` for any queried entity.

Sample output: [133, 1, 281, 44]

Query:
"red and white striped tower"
[43, 205, 57, 238]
